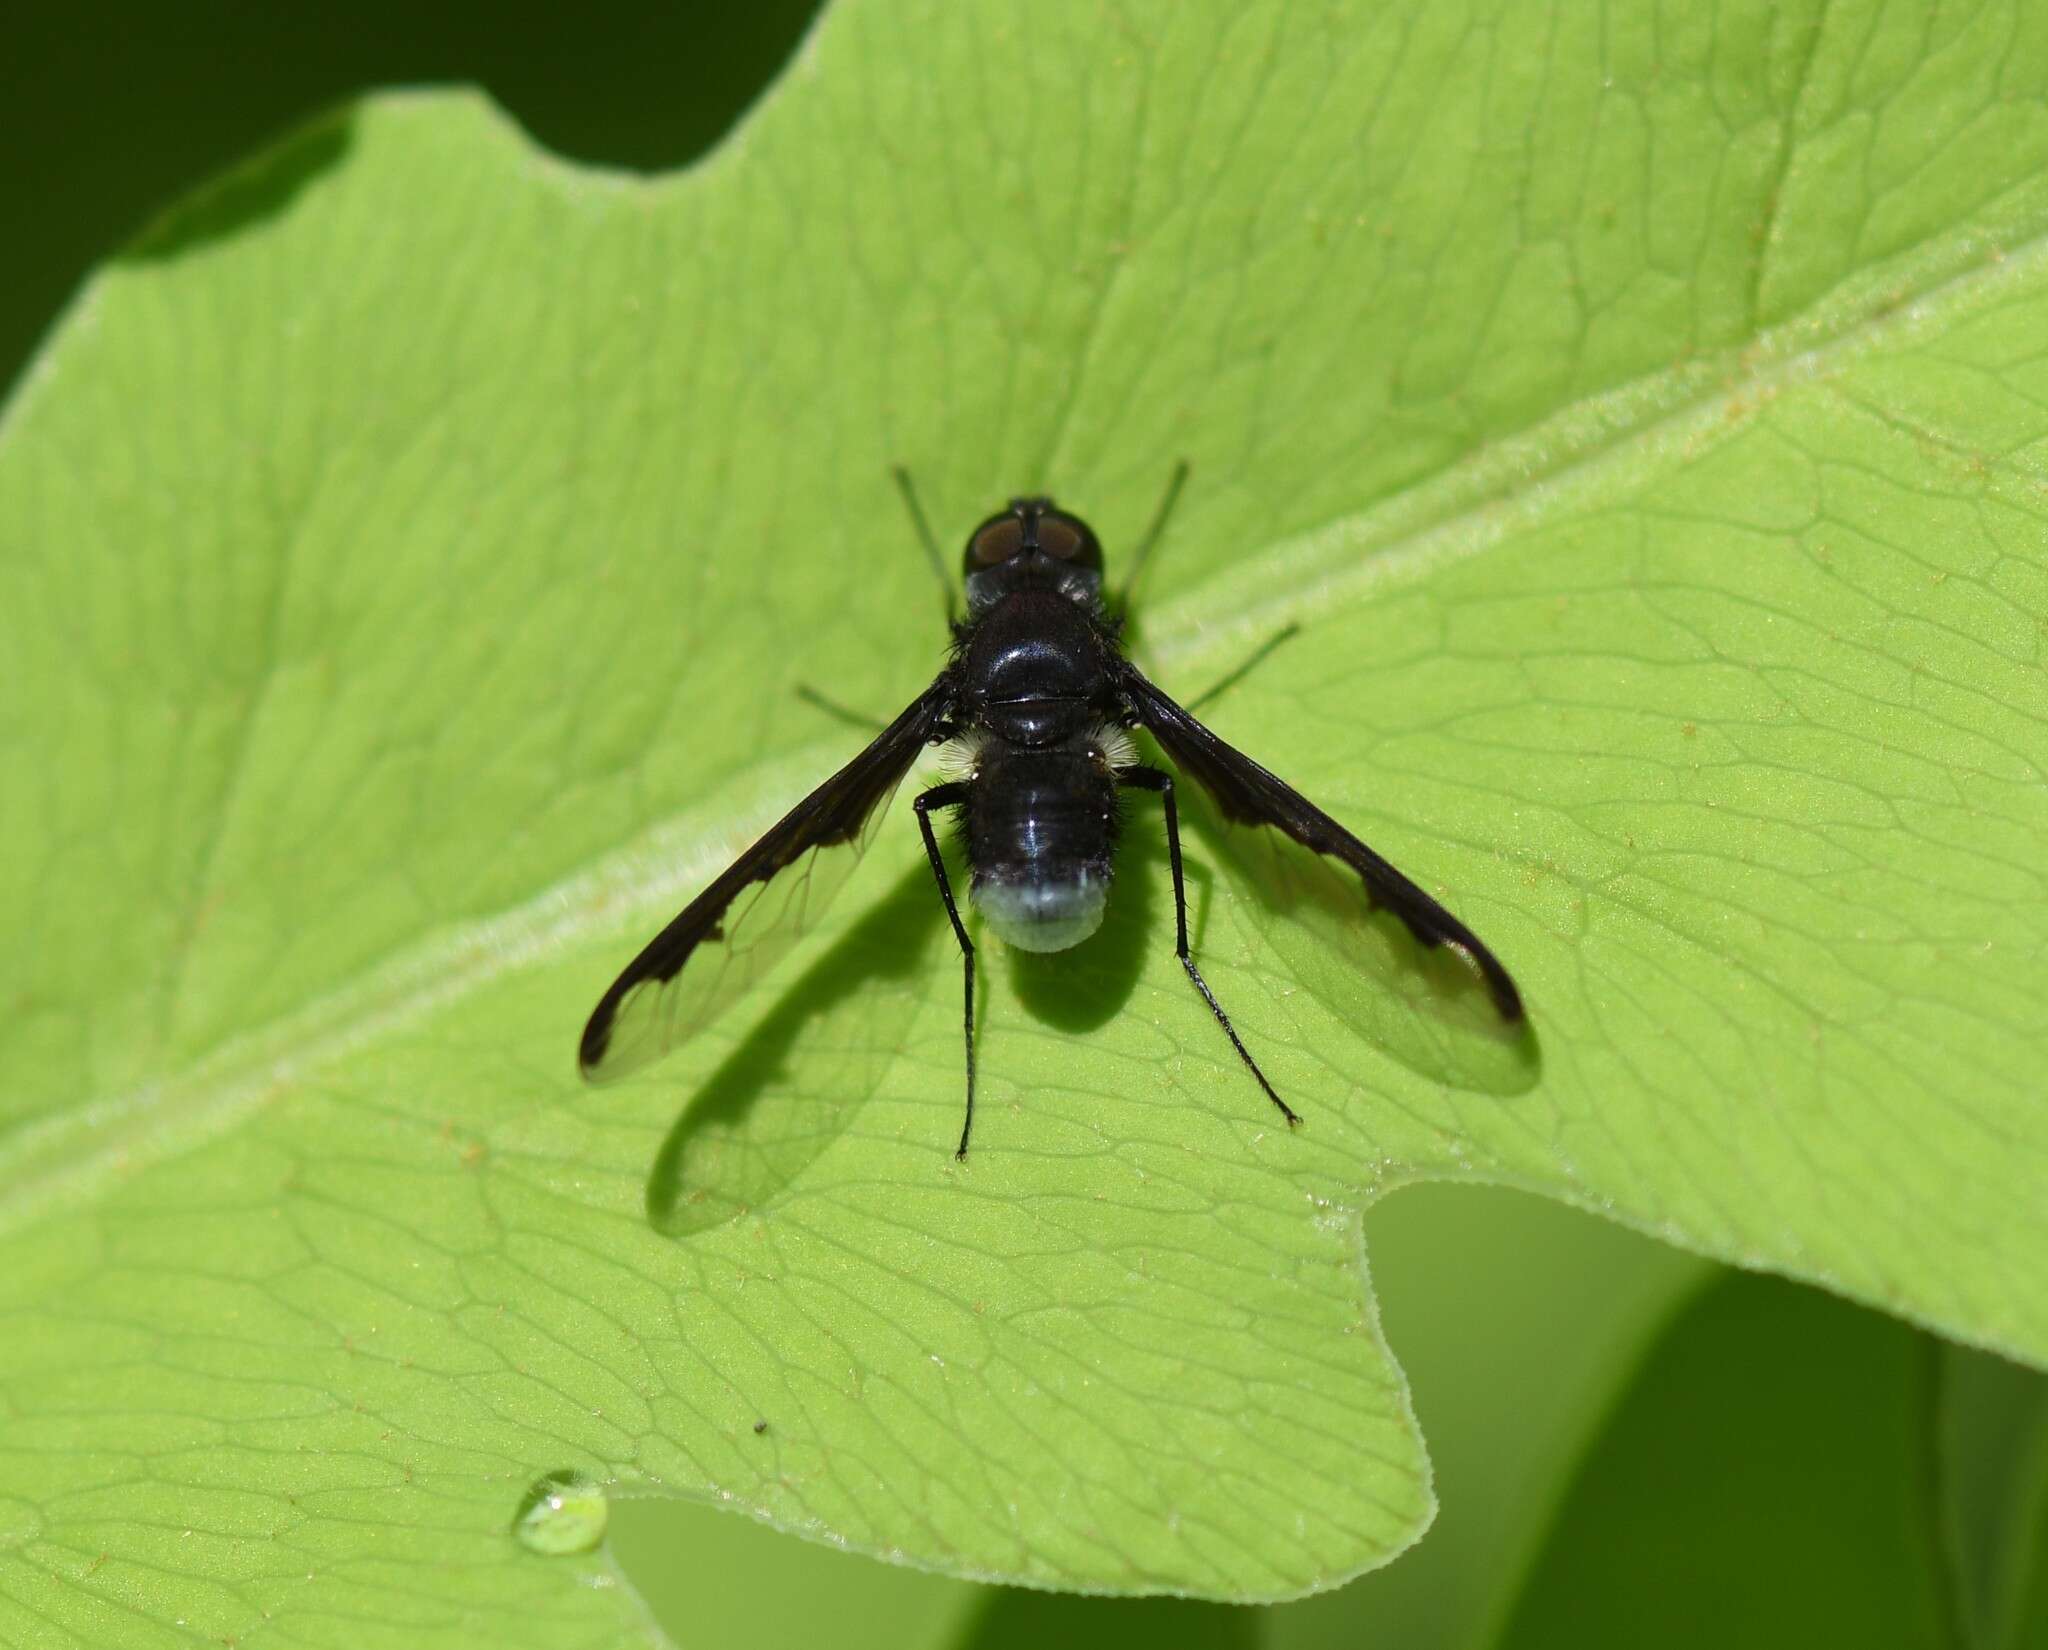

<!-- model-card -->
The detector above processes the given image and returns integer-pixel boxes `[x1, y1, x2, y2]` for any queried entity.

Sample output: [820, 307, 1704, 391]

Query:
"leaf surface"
[3, 0, 2047, 1639]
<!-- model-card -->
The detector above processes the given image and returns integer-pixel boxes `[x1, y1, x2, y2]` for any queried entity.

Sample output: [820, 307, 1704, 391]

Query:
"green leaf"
[1934, 1342, 2048, 1650]
[3, 0, 2047, 1639]
[600, 1184, 1710, 1648]
[1492, 1274, 2048, 1650]
[953, 1589, 1257, 1650]
[1262, 1185, 1710, 1649]
[0, 1, 823, 396]
[609, 1492, 980, 1650]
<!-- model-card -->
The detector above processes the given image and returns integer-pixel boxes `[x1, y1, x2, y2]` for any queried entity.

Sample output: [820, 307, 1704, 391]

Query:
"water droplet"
[511, 1471, 607, 1556]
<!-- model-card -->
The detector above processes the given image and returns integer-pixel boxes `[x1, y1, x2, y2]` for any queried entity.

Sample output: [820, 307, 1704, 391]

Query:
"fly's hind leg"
[914, 782, 978, 1156]
[1119, 765, 1299, 1127]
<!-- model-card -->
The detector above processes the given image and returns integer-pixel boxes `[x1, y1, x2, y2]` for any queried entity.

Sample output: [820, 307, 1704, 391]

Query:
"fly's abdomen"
[966, 750, 1118, 953]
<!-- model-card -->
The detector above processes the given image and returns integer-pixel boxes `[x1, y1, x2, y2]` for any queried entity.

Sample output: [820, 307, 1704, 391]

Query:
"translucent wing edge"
[579, 677, 953, 1082]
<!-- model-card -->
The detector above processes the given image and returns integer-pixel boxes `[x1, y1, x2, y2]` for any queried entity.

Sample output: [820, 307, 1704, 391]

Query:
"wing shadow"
[645, 862, 946, 1236]
[640, 767, 1530, 1236]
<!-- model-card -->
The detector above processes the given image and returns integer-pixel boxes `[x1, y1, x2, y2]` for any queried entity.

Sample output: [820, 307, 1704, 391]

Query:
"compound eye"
[970, 516, 1026, 565]
[1036, 516, 1083, 559]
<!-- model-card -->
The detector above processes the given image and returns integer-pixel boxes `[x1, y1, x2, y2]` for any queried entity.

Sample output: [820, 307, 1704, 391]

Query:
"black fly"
[580, 473, 1524, 1157]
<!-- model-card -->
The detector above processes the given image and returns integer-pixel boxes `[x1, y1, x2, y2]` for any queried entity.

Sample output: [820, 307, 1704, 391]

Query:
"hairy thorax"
[958, 590, 1115, 748]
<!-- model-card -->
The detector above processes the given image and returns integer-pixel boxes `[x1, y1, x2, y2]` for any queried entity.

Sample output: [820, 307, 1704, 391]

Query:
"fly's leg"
[794, 684, 885, 732]
[1119, 765, 1299, 1127]
[1115, 460, 1191, 619]
[891, 466, 959, 626]
[1183, 622, 1302, 715]
[914, 782, 978, 1156]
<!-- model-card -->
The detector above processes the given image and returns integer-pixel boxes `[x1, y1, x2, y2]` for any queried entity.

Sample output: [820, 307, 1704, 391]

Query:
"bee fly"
[580, 470, 1524, 1157]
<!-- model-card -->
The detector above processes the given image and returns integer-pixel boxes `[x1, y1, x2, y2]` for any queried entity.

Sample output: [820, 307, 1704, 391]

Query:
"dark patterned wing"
[580, 676, 954, 1082]
[1121, 662, 1523, 1022]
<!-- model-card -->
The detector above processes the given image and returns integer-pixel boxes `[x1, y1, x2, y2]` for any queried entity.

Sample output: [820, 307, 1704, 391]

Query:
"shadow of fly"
[580, 469, 1524, 1157]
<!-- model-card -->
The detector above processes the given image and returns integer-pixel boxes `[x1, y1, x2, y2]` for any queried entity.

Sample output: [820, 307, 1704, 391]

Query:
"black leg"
[1115, 459, 1191, 619]
[914, 783, 978, 1156]
[795, 683, 885, 733]
[1183, 622, 1302, 715]
[1120, 765, 1299, 1127]
[891, 466, 958, 625]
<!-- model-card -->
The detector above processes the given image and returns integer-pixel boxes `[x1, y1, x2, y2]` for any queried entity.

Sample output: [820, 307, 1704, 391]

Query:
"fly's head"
[962, 497, 1104, 611]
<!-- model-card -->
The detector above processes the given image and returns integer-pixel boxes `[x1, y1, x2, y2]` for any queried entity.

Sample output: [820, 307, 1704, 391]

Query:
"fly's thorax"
[980, 697, 1093, 747]
[956, 590, 1121, 748]
[957, 590, 1113, 699]
[940, 721, 1134, 784]
[964, 555, 1103, 613]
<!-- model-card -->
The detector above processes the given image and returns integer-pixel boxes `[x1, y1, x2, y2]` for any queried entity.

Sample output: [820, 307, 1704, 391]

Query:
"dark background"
[1, 1, 823, 398]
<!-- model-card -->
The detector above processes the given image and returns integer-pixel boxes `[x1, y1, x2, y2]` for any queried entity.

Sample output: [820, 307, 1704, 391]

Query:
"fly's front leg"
[795, 684, 886, 732]
[914, 782, 978, 1157]
[1119, 765, 1299, 1127]
[1183, 622, 1302, 715]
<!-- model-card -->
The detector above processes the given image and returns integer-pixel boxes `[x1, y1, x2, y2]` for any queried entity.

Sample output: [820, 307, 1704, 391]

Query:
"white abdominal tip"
[977, 871, 1109, 953]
